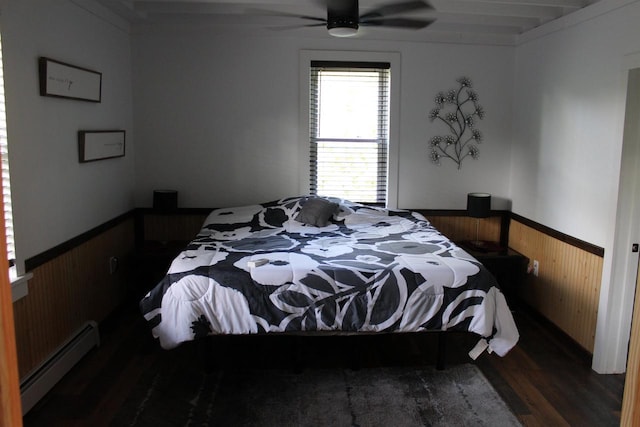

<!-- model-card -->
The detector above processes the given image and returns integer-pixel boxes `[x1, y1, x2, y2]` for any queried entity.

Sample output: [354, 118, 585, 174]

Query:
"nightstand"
[457, 241, 529, 308]
[130, 240, 187, 301]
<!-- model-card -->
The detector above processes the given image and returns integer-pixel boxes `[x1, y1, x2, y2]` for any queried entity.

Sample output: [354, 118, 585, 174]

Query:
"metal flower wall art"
[428, 77, 485, 169]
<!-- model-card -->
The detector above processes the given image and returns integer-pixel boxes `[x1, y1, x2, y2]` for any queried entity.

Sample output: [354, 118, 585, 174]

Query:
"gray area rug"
[111, 355, 520, 426]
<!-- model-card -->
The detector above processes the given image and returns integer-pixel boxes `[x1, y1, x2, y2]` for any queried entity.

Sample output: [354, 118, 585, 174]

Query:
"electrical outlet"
[109, 256, 119, 275]
[532, 260, 539, 277]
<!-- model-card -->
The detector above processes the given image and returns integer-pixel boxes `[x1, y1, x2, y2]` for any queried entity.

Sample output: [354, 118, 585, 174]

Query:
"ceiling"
[96, 0, 604, 44]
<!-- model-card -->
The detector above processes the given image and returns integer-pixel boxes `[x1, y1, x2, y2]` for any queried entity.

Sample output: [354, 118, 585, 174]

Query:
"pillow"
[333, 203, 355, 221]
[295, 197, 339, 227]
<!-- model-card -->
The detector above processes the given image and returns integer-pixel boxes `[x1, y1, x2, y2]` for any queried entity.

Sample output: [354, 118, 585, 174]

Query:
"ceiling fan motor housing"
[327, 0, 359, 31]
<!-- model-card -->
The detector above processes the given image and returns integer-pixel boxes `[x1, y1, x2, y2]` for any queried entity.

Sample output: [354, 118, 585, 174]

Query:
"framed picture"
[39, 57, 102, 102]
[78, 130, 125, 162]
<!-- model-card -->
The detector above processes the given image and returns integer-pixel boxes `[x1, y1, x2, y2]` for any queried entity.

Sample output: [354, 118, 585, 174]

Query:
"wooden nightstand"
[457, 241, 529, 308]
[130, 240, 187, 301]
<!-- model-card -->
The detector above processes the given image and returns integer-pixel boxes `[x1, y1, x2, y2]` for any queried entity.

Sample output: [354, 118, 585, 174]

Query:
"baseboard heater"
[20, 320, 100, 415]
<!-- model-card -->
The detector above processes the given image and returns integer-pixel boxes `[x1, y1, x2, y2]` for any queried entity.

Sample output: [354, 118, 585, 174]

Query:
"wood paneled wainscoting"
[422, 211, 504, 244]
[421, 209, 604, 355]
[508, 216, 604, 353]
[13, 215, 135, 379]
[136, 208, 208, 244]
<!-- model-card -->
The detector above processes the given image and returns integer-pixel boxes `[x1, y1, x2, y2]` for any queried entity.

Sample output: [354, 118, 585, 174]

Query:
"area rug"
[111, 349, 520, 427]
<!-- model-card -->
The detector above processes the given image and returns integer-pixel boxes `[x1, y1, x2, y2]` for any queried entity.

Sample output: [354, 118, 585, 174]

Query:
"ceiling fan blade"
[245, 8, 326, 24]
[294, 15, 326, 24]
[268, 23, 327, 31]
[360, 17, 435, 29]
[360, 0, 432, 20]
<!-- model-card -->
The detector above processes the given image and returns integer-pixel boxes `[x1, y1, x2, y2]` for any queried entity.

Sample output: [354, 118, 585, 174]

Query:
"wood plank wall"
[12, 218, 135, 378]
[425, 215, 502, 243]
[621, 261, 640, 425]
[508, 220, 603, 353]
[142, 213, 207, 243]
[427, 212, 603, 353]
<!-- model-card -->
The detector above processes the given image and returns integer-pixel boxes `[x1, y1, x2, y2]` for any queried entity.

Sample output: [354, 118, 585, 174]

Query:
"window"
[0, 34, 15, 270]
[309, 61, 390, 204]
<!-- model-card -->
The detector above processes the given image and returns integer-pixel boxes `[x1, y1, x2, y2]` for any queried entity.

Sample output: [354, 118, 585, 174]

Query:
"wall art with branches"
[428, 77, 485, 169]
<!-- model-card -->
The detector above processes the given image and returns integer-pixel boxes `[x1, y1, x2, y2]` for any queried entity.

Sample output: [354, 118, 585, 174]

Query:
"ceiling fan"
[262, 0, 435, 37]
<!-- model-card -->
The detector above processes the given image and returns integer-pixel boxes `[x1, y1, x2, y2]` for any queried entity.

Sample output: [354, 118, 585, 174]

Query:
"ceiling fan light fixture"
[328, 25, 358, 37]
[327, 1, 359, 37]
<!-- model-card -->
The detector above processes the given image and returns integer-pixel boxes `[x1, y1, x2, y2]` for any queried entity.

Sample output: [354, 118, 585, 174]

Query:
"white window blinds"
[0, 35, 15, 267]
[309, 61, 390, 204]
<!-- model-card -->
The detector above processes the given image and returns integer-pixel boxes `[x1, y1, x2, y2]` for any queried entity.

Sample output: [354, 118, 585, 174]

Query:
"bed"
[140, 196, 519, 360]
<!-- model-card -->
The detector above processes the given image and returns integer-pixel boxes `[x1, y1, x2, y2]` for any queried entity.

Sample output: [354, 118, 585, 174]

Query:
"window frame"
[310, 61, 389, 204]
[299, 50, 400, 209]
[0, 36, 15, 270]
[0, 33, 30, 302]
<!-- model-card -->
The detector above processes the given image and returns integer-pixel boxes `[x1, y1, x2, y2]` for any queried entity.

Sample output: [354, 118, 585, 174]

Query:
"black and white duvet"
[140, 197, 519, 358]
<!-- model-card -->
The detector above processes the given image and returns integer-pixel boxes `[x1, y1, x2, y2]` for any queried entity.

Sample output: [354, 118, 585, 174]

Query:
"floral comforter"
[140, 197, 519, 357]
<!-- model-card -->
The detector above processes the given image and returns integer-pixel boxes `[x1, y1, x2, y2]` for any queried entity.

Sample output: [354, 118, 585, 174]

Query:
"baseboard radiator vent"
[20, 320, 100, 415]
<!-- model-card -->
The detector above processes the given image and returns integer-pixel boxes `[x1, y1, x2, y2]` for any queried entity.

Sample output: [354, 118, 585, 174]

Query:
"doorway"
[615, 66, 640, 423]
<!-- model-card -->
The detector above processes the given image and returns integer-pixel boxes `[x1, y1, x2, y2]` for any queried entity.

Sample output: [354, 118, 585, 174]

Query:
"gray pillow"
[295, 197, 339, 227]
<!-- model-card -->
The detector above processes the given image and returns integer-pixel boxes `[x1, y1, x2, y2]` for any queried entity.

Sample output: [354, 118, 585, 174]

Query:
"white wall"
[0, 0, 135, 269]
[510, 0, 640, 372]
[131, 29, 515, 211]
[511, 1, 640, 249]
[397, 43, 514, 210]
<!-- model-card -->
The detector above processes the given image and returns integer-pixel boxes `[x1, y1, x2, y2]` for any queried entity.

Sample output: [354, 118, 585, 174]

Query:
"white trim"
[592, 50, 640, 373]
[517, 0, 638, 46]
[10, 269, 32, 302]
[20, 320, 99, 414]
[69, 0, 132, 33]
[299, 50, 401, 209]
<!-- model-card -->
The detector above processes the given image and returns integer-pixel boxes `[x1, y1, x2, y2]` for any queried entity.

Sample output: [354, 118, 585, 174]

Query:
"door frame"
[0, 217, 22, 423]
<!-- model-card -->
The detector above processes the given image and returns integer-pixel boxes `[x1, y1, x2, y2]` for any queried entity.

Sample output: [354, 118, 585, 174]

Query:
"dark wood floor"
[22, 300, 624, 427]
